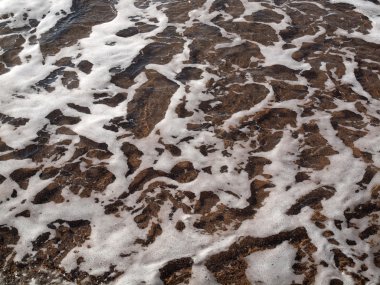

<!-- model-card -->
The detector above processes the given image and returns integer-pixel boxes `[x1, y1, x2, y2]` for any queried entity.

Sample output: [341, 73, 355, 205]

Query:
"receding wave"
[0, 0, 379, 284]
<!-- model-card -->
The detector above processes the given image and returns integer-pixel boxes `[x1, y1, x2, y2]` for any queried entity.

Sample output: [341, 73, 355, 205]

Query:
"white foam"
[0, 0, 379, 284]
[246, 242, 301, 285]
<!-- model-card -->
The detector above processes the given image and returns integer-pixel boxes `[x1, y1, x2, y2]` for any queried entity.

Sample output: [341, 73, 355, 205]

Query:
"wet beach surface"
[0, 0, 380, 284]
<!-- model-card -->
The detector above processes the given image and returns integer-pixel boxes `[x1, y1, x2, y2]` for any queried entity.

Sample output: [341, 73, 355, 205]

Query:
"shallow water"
[0, 0, 380, 284]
